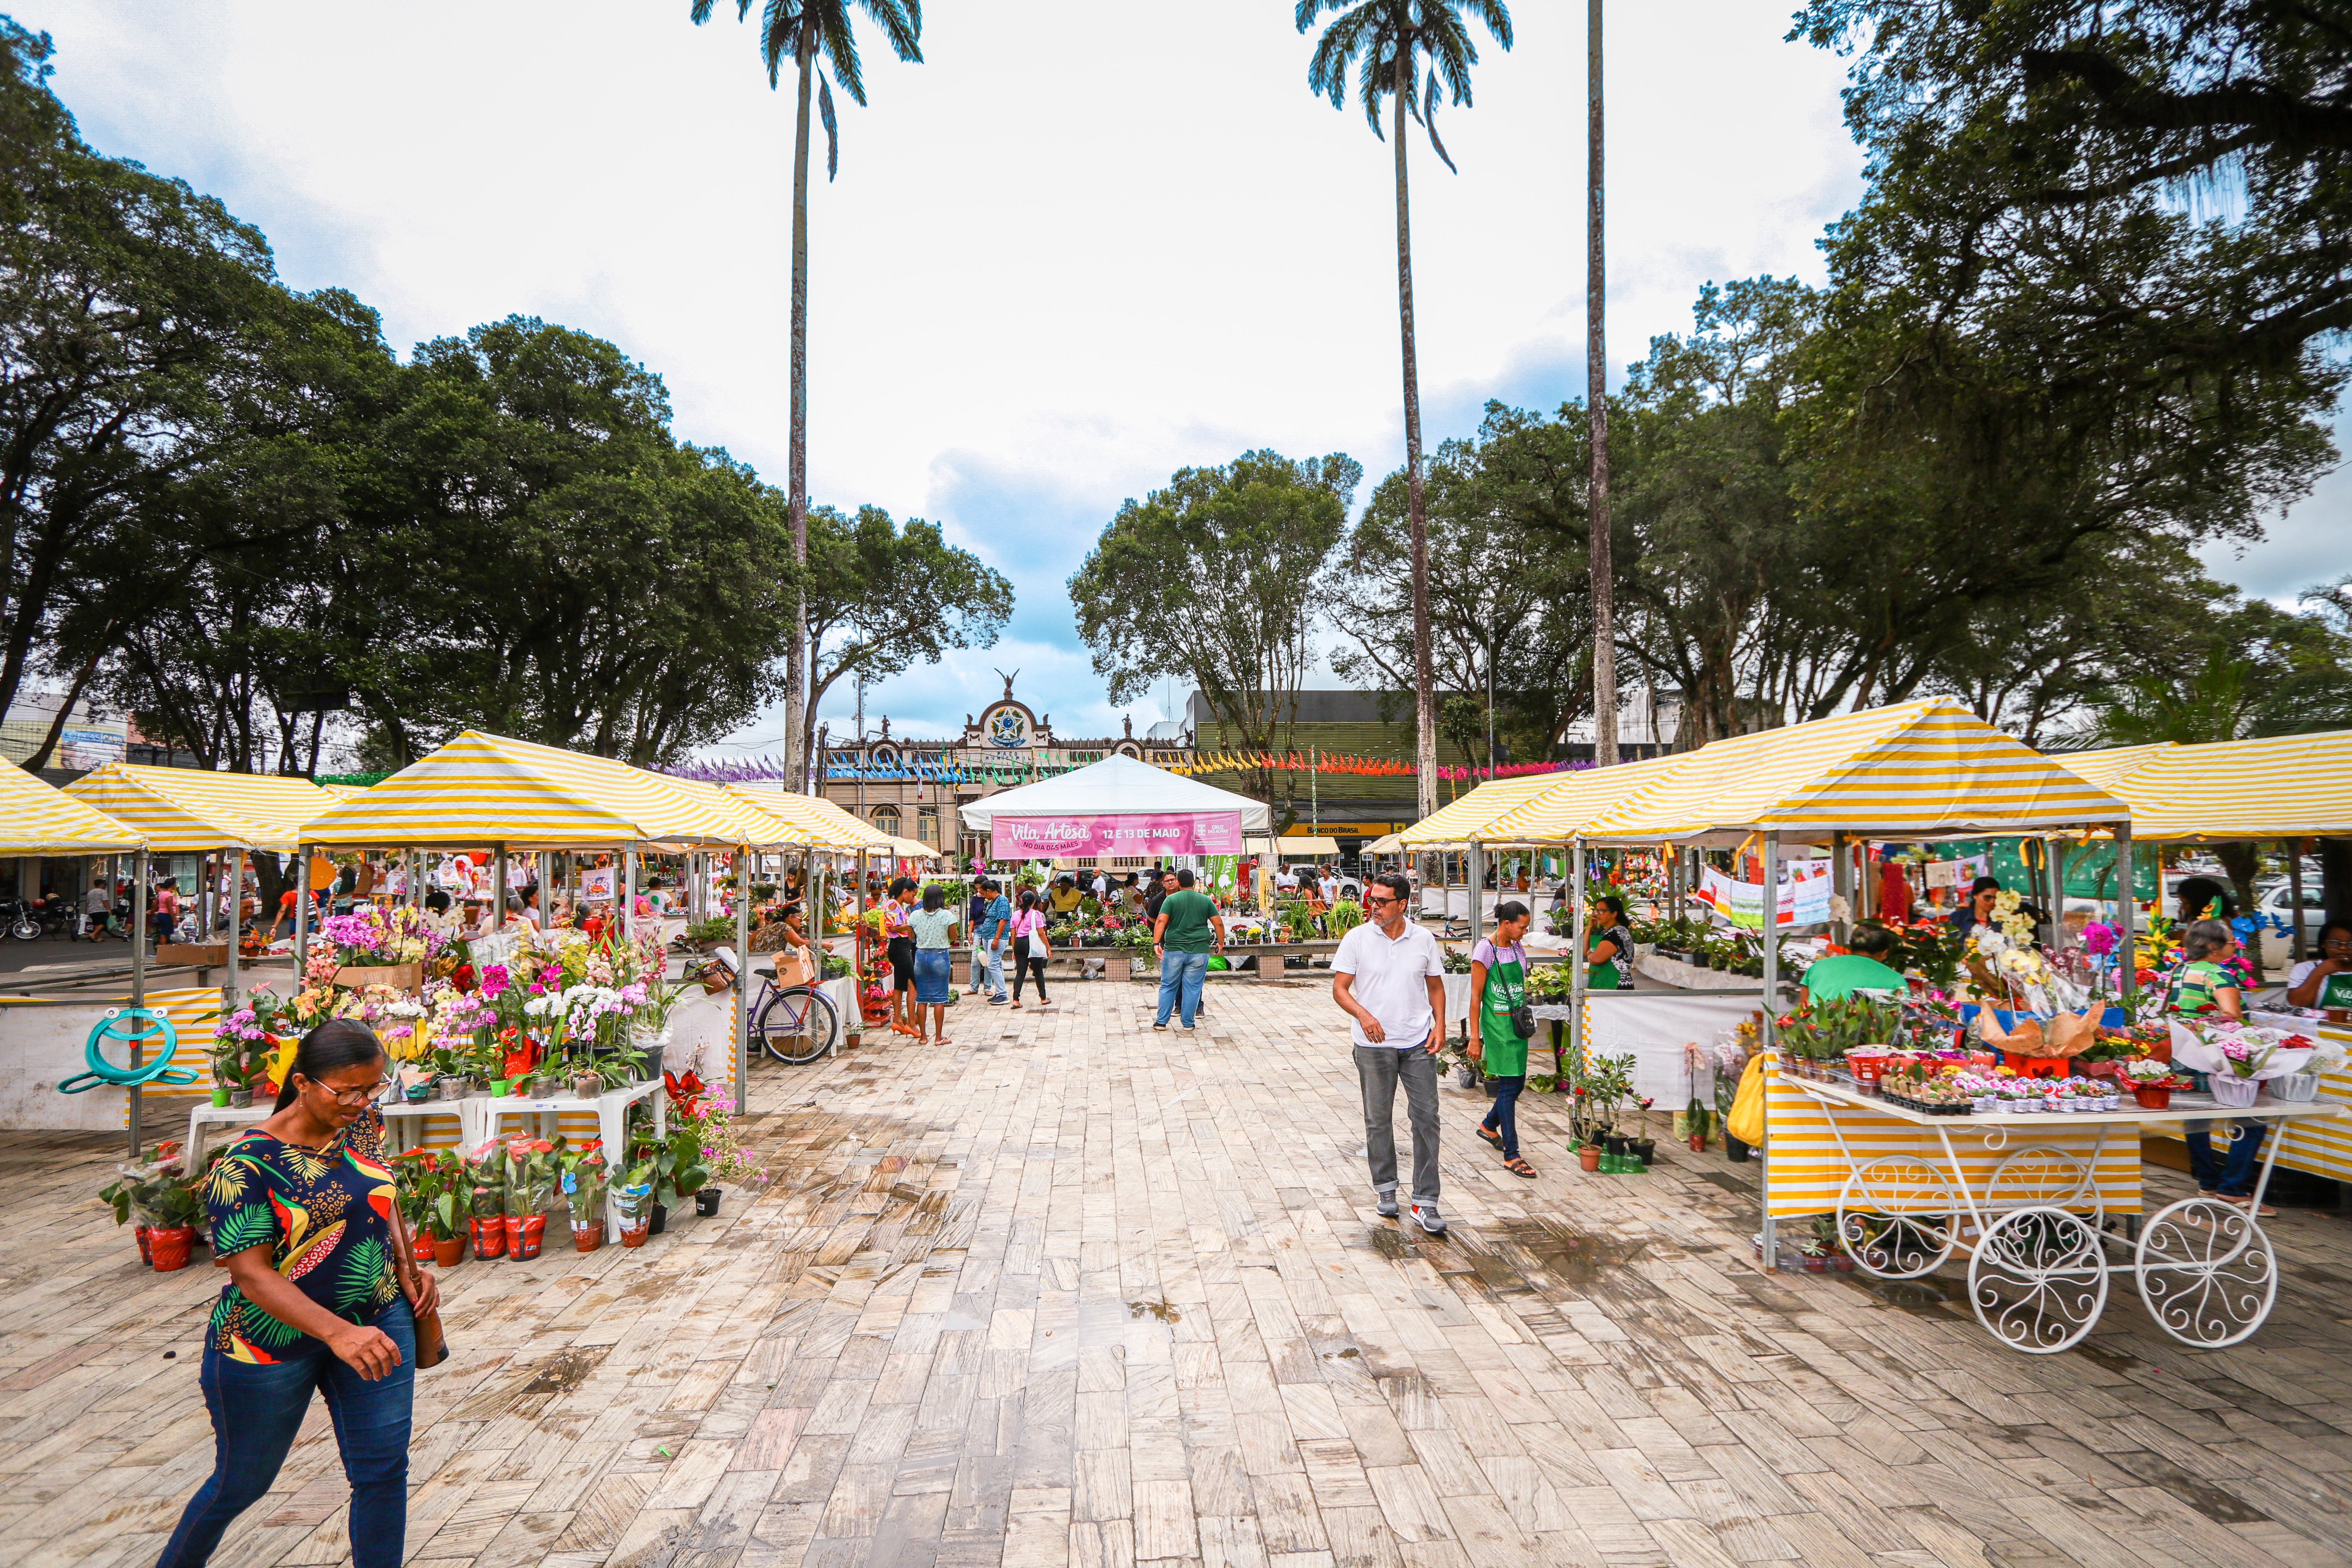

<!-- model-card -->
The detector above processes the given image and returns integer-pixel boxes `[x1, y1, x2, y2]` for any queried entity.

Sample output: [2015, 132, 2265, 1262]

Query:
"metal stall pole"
[1829, 832, 1849, 946]
[1468, 839, 1486, 953]
[1759, 831, 1781, 1270]
[2115, 823, 2137, 1007]
[495, 846, 508, 938]
[129, 848, 149, 1158]
[1568, 839, 1588, 1102]
[538, 852, 552, 928]
[2288, 839, 2306, 965]
[734, 846, 751, 1115]
[225, 849, 245, 1005]
[293, 845, 311, 977]
[622, 849, 636, 944]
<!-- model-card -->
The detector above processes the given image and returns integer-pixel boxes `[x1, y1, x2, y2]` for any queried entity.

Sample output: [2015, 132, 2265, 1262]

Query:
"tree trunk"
[1394, 53, 1435, 829]
[2214, 840, 2265, 982]
[1586, 0, 1617, 768]
[786, 24, 816, 793]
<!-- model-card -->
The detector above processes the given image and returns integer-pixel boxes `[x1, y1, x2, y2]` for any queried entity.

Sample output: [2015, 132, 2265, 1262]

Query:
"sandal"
[1477, 1126, 1505, 1152]
[1504, 1157, 1537, 1178]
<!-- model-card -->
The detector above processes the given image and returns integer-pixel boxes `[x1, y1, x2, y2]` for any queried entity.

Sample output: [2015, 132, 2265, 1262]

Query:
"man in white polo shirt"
[1332, 870, 1450, 1234]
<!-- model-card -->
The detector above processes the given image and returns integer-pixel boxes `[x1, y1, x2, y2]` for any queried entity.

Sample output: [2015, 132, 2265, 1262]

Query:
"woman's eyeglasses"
[311, 1078, 389, 1106]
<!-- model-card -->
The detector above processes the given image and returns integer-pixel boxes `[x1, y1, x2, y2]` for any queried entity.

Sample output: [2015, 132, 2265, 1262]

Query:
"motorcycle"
[0, 897, 38, 942]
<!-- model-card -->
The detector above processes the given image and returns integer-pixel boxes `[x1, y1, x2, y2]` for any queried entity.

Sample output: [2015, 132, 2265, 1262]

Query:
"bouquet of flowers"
[503, 1136, 559, 1258]
[318, 904, 448, 970]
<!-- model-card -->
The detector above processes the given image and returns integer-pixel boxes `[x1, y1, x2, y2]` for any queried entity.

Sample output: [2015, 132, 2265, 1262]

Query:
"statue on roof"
[993, 668, 1019, 700]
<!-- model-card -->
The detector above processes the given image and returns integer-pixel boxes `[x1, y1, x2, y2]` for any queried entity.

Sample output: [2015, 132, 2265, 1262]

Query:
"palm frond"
[820, 5, 866, 103]
[1355, 34, 1401, 138]
[855, 0, 923, 64]
[819, 73, 839, 180]
[1465, 0, 1513, 49]
[1423, 68, 1458, 173]
[1426, 16, 1476, 105]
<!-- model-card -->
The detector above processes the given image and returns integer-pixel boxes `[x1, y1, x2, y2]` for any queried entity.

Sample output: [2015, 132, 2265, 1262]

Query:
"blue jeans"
[157, 1298, 414, 1568]
[1156, 950, 1209, 1027]
[1481, 1074, 1526, 1159]
[983, 938, 1007, 1000]
[2185, 1118, 2267, 1198]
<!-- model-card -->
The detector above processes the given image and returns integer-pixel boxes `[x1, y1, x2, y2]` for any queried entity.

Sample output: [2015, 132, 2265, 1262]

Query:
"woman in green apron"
[1470, 901, 1537, 1177]
[1588, 895, 1633, 991]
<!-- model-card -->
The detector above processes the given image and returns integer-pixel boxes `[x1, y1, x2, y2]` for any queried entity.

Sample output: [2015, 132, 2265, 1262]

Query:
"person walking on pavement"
[1469, 901, 1536, 1178]
[978, 878, 1013, 1004]
[1332, 871, 1449, 1234]
[1009, 888, 1054, 1009]
[1151, 869, 1224, 1032]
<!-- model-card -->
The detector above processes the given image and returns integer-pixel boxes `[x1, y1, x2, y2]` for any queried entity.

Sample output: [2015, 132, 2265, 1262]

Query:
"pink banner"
[992, 811, 1244, 858]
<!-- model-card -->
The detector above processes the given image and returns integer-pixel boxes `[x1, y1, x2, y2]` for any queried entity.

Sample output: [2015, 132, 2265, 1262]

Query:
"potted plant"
[563, 1141, 610, 1251]
[614, 1160, 657, 1246]
[142, 1172, 203, 1271]
[466, 1143, 508, 1259]
[504, 1137, 558, 1259]
[99, 1143, 194, 1267]
[392, 1150, 439, 1261]
[420, 1152, 468, 1267]
[2122, 1058, 2183, 1110]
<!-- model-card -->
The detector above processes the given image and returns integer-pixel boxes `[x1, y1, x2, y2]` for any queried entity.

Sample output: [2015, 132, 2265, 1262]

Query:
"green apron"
[1588, 960, 1623, 991]
[1478, 950, 1529, 1076]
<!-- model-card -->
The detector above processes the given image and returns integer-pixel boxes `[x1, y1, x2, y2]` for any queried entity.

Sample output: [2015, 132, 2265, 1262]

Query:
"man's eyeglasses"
[1363, 893, 1399, 907]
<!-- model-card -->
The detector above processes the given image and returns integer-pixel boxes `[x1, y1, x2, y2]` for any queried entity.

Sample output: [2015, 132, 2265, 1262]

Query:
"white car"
[2254, 882, 2330, 970]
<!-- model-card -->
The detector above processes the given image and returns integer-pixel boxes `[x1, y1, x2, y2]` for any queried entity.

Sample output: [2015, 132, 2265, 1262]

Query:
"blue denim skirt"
[912, 947, 952, 1005]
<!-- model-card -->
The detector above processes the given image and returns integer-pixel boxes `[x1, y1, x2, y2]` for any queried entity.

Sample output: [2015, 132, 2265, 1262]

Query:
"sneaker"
[1411, 1202, 1446, 1236]
[1181, 1024, 1197, 1034]
[1374, 1191, 1400, 1218]
[1152, 1022, 1169, 1032]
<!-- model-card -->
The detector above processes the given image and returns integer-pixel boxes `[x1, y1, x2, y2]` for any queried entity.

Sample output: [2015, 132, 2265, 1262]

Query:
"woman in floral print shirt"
[157, 1020, 439, 1568]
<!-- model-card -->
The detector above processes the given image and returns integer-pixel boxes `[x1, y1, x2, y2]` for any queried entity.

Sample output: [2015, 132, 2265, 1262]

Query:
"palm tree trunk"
[1394, 51, 1436, 829]
[786, 23, 816, 792]
[1586, 0, 1617, 768]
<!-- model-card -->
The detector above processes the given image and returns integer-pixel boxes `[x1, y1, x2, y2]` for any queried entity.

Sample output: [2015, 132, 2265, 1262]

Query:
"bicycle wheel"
[758, 986, 839, 1065]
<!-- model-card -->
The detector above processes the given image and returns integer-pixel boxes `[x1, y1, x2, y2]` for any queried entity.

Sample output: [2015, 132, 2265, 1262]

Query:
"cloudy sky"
[42, 0, 2347, 753]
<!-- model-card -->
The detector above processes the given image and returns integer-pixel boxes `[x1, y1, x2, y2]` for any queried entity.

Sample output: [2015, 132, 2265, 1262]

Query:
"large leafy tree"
[0, 19, 326, 733]
[1070, 450, 1359, 825]
[689, 0, 924, 793]
[1325, 408, 1595, 764]
[801, 504, 1012, 761]
[1295, 0, 1512, 824]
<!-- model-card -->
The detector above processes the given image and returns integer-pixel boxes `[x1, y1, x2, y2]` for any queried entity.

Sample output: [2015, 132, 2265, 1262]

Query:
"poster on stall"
[1694, 860, 1832, 929]
[1207, 855, 1239, 900]
[579, 866, 616, 903]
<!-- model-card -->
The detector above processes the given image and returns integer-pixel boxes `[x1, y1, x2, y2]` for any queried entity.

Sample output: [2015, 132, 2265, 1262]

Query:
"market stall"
[0, 762, 156, 1143]
[2061, 729, 2352, 1184]
[300, 730, 823, 1118]
[1526, 699, 2224, 1339]
[958, 754, 1272, 853]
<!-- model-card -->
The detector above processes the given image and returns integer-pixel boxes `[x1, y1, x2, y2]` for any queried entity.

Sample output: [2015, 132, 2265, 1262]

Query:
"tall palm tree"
[1297, 0, 1512, 827]
[691, 0, 923, 789]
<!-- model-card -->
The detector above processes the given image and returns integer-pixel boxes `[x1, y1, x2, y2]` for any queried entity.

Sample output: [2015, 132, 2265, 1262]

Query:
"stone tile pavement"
[3, 979, 2351, 1568]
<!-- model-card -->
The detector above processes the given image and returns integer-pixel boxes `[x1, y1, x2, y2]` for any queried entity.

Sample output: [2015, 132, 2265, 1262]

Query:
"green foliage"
[1297, 0, 1514, 172]
[1071, 451, 1358, 827]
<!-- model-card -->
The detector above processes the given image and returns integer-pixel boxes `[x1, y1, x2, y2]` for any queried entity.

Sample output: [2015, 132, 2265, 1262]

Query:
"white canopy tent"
[958, 754, 1271, 839]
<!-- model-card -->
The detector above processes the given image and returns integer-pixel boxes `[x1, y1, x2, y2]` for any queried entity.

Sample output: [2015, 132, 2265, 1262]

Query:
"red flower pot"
[619, 1219, 650, 1248]
[1688, 1132, 1706, 1152]
[1579, 1147, 1603, 1172]
[431, 1234, 465, 1268]
[411, 1231, 437, 1263]
[149, 1224, 195, 1272]
[2131, 1085, 2173, 1111]
[472, 1216, 506, 1259]
[133, 1224, 154, 1267]
[506, 1214, 545, 1261]
[573, 1221, 605, 1253]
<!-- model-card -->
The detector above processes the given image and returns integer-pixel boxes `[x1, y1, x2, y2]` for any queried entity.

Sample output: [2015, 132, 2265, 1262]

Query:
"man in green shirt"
[1151, 868, 1225, 1032]
[1799, 921, 1907, 1004]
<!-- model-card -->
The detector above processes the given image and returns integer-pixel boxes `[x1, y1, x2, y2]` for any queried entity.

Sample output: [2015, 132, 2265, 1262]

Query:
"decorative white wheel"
[1967, 1205, 2109, 1354]
[1985, 1145, 2099, 1219]
[1837, 1156, 1959, 1279]
[2136, 1197, 2278, 1348]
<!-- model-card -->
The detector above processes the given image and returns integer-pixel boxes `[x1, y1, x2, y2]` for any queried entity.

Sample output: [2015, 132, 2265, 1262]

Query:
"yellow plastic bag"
[1726, 1053, 1766, 1148]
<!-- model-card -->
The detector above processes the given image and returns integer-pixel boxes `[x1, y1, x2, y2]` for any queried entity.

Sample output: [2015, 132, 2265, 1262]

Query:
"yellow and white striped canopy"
[2043, 741, 2175, 794]
[300, 731, 798, 849]
[1476, 754, 1689, 844]
[2061, 731, 2352, 840]
[881, 835, 940, 862]
[1574, 699, 2130, 846]
[1392, 774, 1582, 848]
[722, 782, 899, 852]
[65, 762, 339, 852]
[0, 761, 143, 853]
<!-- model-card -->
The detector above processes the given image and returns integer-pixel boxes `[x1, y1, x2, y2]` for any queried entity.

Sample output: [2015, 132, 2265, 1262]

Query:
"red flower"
[452, 962, 477, 994]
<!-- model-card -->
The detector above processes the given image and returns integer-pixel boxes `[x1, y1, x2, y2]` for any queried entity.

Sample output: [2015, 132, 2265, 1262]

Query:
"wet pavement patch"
[1128, 1299, 1181, 1323]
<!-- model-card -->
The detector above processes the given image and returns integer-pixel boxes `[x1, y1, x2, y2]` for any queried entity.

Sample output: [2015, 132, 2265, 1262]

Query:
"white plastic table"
[185, 1097, 496, 1169]
[1782, 1071, 2340, 1353]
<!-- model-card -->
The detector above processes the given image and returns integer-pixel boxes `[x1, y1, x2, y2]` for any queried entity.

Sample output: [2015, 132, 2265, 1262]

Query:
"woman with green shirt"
[2170, 918, 2272, 1214]
[1470, 902, 1537, 1177]
[1587, 895, 1633, 991]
